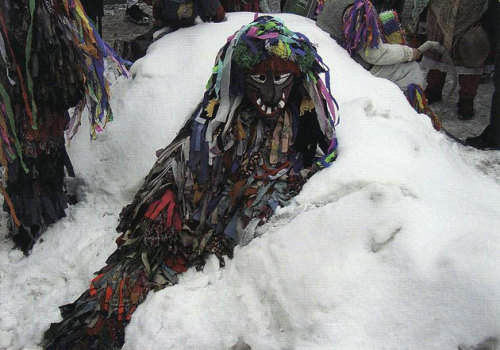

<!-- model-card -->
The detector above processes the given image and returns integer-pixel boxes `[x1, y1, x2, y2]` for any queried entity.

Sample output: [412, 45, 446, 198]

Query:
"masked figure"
[42, 15, 338, 350]
[0, 0, 128, 254]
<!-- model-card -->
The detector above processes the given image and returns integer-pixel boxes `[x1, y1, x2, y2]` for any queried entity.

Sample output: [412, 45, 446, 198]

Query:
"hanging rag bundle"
[406, 83, 442, 131]
[42, 15, 338, 350]
[0, 0, 129, 253]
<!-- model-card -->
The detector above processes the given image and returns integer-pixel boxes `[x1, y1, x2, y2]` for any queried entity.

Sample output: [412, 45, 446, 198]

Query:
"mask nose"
[260, 81, 282, 106]
[260, 72, 283, 106]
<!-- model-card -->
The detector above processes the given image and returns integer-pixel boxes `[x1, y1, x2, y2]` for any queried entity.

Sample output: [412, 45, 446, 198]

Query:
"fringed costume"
[42, 15, 338, 350]
[0, 0, 129, 254]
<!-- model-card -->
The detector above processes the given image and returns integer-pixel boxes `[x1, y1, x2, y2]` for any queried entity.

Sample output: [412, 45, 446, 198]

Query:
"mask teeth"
[261, 104, 267, 112]
[257, 98, 262, 106]
[277, 92, 286, 109]
[266, 106, 272, 114]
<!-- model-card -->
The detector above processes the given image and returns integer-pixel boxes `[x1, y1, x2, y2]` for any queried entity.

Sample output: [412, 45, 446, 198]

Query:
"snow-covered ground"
[1, 12, 500, 350]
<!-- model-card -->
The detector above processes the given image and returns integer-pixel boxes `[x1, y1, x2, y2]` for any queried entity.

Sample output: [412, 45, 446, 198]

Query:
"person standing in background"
[465, 0, 500, 149]
[422, 0, 490, 120]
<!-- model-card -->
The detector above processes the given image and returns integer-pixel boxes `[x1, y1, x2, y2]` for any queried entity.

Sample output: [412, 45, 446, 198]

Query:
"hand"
[412, 48, 421, 61]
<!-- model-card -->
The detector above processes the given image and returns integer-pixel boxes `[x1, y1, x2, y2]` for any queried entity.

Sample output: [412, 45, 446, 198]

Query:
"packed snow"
[1, 12, 500, 350]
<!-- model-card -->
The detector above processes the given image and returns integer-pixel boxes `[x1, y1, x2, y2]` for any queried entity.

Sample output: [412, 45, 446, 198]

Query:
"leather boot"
[457, 74, 481, 119]
[425, 69, 447, 104]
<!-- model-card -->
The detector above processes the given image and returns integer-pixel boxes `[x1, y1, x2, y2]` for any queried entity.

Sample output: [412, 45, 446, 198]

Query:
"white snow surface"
[1, 12, 500, 350]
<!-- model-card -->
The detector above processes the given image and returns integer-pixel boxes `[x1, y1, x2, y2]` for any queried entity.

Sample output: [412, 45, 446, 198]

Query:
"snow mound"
[1, 12, 499, 350]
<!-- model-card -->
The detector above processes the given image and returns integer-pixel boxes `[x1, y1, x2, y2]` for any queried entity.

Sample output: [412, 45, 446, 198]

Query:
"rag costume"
[42, 15, 338, 350]
[316, 0, 440, 130]
[422, 0, 490, 119]
[0, 0, 128, 253]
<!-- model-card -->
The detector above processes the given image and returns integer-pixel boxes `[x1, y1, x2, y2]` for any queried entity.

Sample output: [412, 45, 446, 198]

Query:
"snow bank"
[1, 12, 499, 350]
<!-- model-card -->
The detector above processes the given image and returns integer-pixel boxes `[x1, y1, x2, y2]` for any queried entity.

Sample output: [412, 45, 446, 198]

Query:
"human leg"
[465, 52, 500, 148]
[457, 74, 482, 119]
[424, 69, 447, 104]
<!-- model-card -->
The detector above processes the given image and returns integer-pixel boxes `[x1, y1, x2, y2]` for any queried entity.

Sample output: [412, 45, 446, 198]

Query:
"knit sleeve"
[358, 40, 414, 65]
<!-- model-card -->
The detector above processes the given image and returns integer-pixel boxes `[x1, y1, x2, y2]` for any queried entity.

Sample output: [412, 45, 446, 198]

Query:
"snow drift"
[0, 12, 499, 350]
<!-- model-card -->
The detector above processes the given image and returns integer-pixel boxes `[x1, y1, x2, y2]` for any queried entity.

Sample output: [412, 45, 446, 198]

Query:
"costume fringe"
[406, 84, 442, 131]
[343, 0, 382, 54]
[0, 0, 129, 231]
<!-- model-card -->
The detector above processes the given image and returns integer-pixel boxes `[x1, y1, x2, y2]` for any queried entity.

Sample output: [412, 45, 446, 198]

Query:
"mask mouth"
[253, 92, 287, 117]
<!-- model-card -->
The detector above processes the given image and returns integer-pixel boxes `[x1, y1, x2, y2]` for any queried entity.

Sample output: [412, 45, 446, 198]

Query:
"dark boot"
[425, 69, 446, 104]
[12, 225, 39, 256]
[457, 97, 474, 120]
[457, 74, 481, 119]
[466, 125, 500, 150]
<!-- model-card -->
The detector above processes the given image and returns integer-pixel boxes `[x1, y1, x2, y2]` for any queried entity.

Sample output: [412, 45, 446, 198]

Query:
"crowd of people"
[0, 0, 499, 349]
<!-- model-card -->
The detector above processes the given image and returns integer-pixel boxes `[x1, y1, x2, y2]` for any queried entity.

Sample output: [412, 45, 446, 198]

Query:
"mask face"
[245, 67, 296, 118]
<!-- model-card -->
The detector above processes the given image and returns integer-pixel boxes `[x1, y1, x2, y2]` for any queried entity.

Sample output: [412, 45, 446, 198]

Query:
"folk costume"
[42, 15, 338, 350]
[316, 0, 441, 130]
[0, 0, 128, 254]
[422, 0, 490, 119]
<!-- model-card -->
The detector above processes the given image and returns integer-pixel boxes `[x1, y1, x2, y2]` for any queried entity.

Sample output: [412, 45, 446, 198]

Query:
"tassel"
[343, 0, 382, 54]
[406, 84, 442, 131]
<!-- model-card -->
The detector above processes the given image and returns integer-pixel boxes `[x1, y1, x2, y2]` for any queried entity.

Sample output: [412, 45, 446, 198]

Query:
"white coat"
[357, 40, 425, 90]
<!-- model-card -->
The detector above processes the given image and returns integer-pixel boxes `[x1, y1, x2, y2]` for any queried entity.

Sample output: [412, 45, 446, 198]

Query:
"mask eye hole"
[274, 73, 291, 85]
[250, 74, 266, 83]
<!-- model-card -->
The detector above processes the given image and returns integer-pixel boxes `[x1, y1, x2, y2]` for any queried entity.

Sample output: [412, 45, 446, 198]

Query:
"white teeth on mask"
[261, 104, 267, 112]
[266, 106, 272, 114]
[278, 101, 285, 109]
[257, 98, 262, 106]
[282, 92, 285, 99]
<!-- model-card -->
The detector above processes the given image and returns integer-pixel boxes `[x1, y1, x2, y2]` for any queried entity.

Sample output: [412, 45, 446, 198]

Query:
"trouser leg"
[424, 69, 447, 104]
[457, 74, 481, 119]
